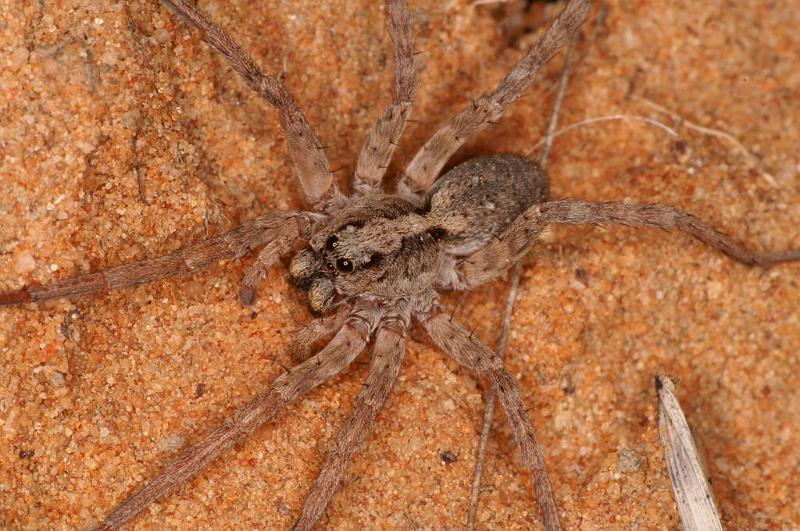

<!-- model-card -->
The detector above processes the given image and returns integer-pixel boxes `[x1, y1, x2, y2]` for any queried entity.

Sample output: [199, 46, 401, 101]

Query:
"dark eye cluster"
[325, 235, 338, 251]
[323, 234, 382, 274]
[336, 258, 353, 272]
[325, 235, 353, 273]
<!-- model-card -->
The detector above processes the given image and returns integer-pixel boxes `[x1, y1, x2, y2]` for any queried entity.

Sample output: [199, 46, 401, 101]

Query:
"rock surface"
[1, 0, 798, 529]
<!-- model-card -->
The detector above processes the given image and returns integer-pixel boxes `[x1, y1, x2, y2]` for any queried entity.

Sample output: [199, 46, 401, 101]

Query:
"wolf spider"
[2, 0, 799, 529]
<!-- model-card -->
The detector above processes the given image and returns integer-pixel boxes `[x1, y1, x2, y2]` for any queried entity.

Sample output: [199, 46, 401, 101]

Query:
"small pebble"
[47, 371, 66, 388]
[13, 252, 36, 274]
[616, 448, 641, 474]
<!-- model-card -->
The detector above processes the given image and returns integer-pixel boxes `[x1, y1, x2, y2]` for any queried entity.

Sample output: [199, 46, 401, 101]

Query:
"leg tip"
[238, 285, 256, 306]
[0, 289, 31, 306]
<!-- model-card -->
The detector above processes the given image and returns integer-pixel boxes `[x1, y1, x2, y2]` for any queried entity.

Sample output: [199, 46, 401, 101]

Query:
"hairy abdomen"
[423, 154, 549, 255]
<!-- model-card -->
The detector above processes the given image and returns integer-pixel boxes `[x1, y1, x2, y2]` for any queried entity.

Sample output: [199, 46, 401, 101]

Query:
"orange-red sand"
[1, 1, 798, 528]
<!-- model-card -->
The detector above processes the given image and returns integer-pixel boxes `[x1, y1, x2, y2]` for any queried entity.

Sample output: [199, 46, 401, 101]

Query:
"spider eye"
[336, 258, 353, 272]
[427, 227, 448, 242]
[325, 235, 338, 251]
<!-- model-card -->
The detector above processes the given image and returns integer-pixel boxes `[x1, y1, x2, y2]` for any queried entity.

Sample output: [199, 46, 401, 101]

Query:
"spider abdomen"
[423, 154, 549, 255]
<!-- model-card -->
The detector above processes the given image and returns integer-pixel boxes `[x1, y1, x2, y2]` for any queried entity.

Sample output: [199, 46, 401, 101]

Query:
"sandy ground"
[1, 0, 798, 529]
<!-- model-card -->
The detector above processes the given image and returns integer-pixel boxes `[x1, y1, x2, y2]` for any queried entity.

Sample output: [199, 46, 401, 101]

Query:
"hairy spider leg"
[294, 324, 406, 530]
[162, 0, 332, 203]
[0, 213, 307, 306]
[97, 307, 377, 530]
[353, 0, 420, 195]
[399, 0, 593, 197]
[421, 312, 560, 531]
[443, 199, 800, 291]
[290, 303, 352, 363]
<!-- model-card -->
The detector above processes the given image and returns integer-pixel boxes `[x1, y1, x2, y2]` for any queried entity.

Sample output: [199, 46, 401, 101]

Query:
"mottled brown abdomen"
[423, 154, 549, 255]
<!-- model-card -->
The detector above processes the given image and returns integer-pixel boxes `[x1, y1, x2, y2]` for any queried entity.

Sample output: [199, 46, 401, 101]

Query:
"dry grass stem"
[527, 114, 679, 155]
[639, 97, 777, 186]
[656, 376, 723, 531]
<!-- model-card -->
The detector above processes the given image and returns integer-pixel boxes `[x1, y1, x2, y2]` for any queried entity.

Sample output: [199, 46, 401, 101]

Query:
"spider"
[2, 0, 799, 528]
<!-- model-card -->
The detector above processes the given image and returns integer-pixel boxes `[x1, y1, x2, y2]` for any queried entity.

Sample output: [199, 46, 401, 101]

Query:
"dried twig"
[131, 122, 148, 205]
[465, 261, 524, 530]
[527, 114, 678, 155]
[656, 376, 723, 531]
[640, 98, 753, 159]
[540, 39, 575, 168]
[639, 97, 777, 186]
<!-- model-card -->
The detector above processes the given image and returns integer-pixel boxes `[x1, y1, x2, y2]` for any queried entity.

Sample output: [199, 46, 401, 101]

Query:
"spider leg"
[419, 312, 560, 531]
[0, 212, 307, 306]
[290, 303, 352, 363]
[161, 0, 332, 203]
[399, 0, 592, 196]
[294, 325, 406, 530]
[436, 205, 550, 290]
[539, 200, 800, 265]
[439, 199, 800, 291]
[353, 0, 419, 195]
[95, 309, 376, 530]
[238, 212, 320, 305]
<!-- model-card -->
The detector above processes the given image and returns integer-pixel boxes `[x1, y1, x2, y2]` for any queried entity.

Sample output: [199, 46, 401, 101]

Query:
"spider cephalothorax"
[291, 154, 549, 314]
[291, 194, 437, 314]
[1, 0, 798, 529]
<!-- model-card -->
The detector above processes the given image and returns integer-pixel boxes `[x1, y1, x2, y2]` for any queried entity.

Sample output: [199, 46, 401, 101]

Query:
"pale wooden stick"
[656, 375, 723, 531]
